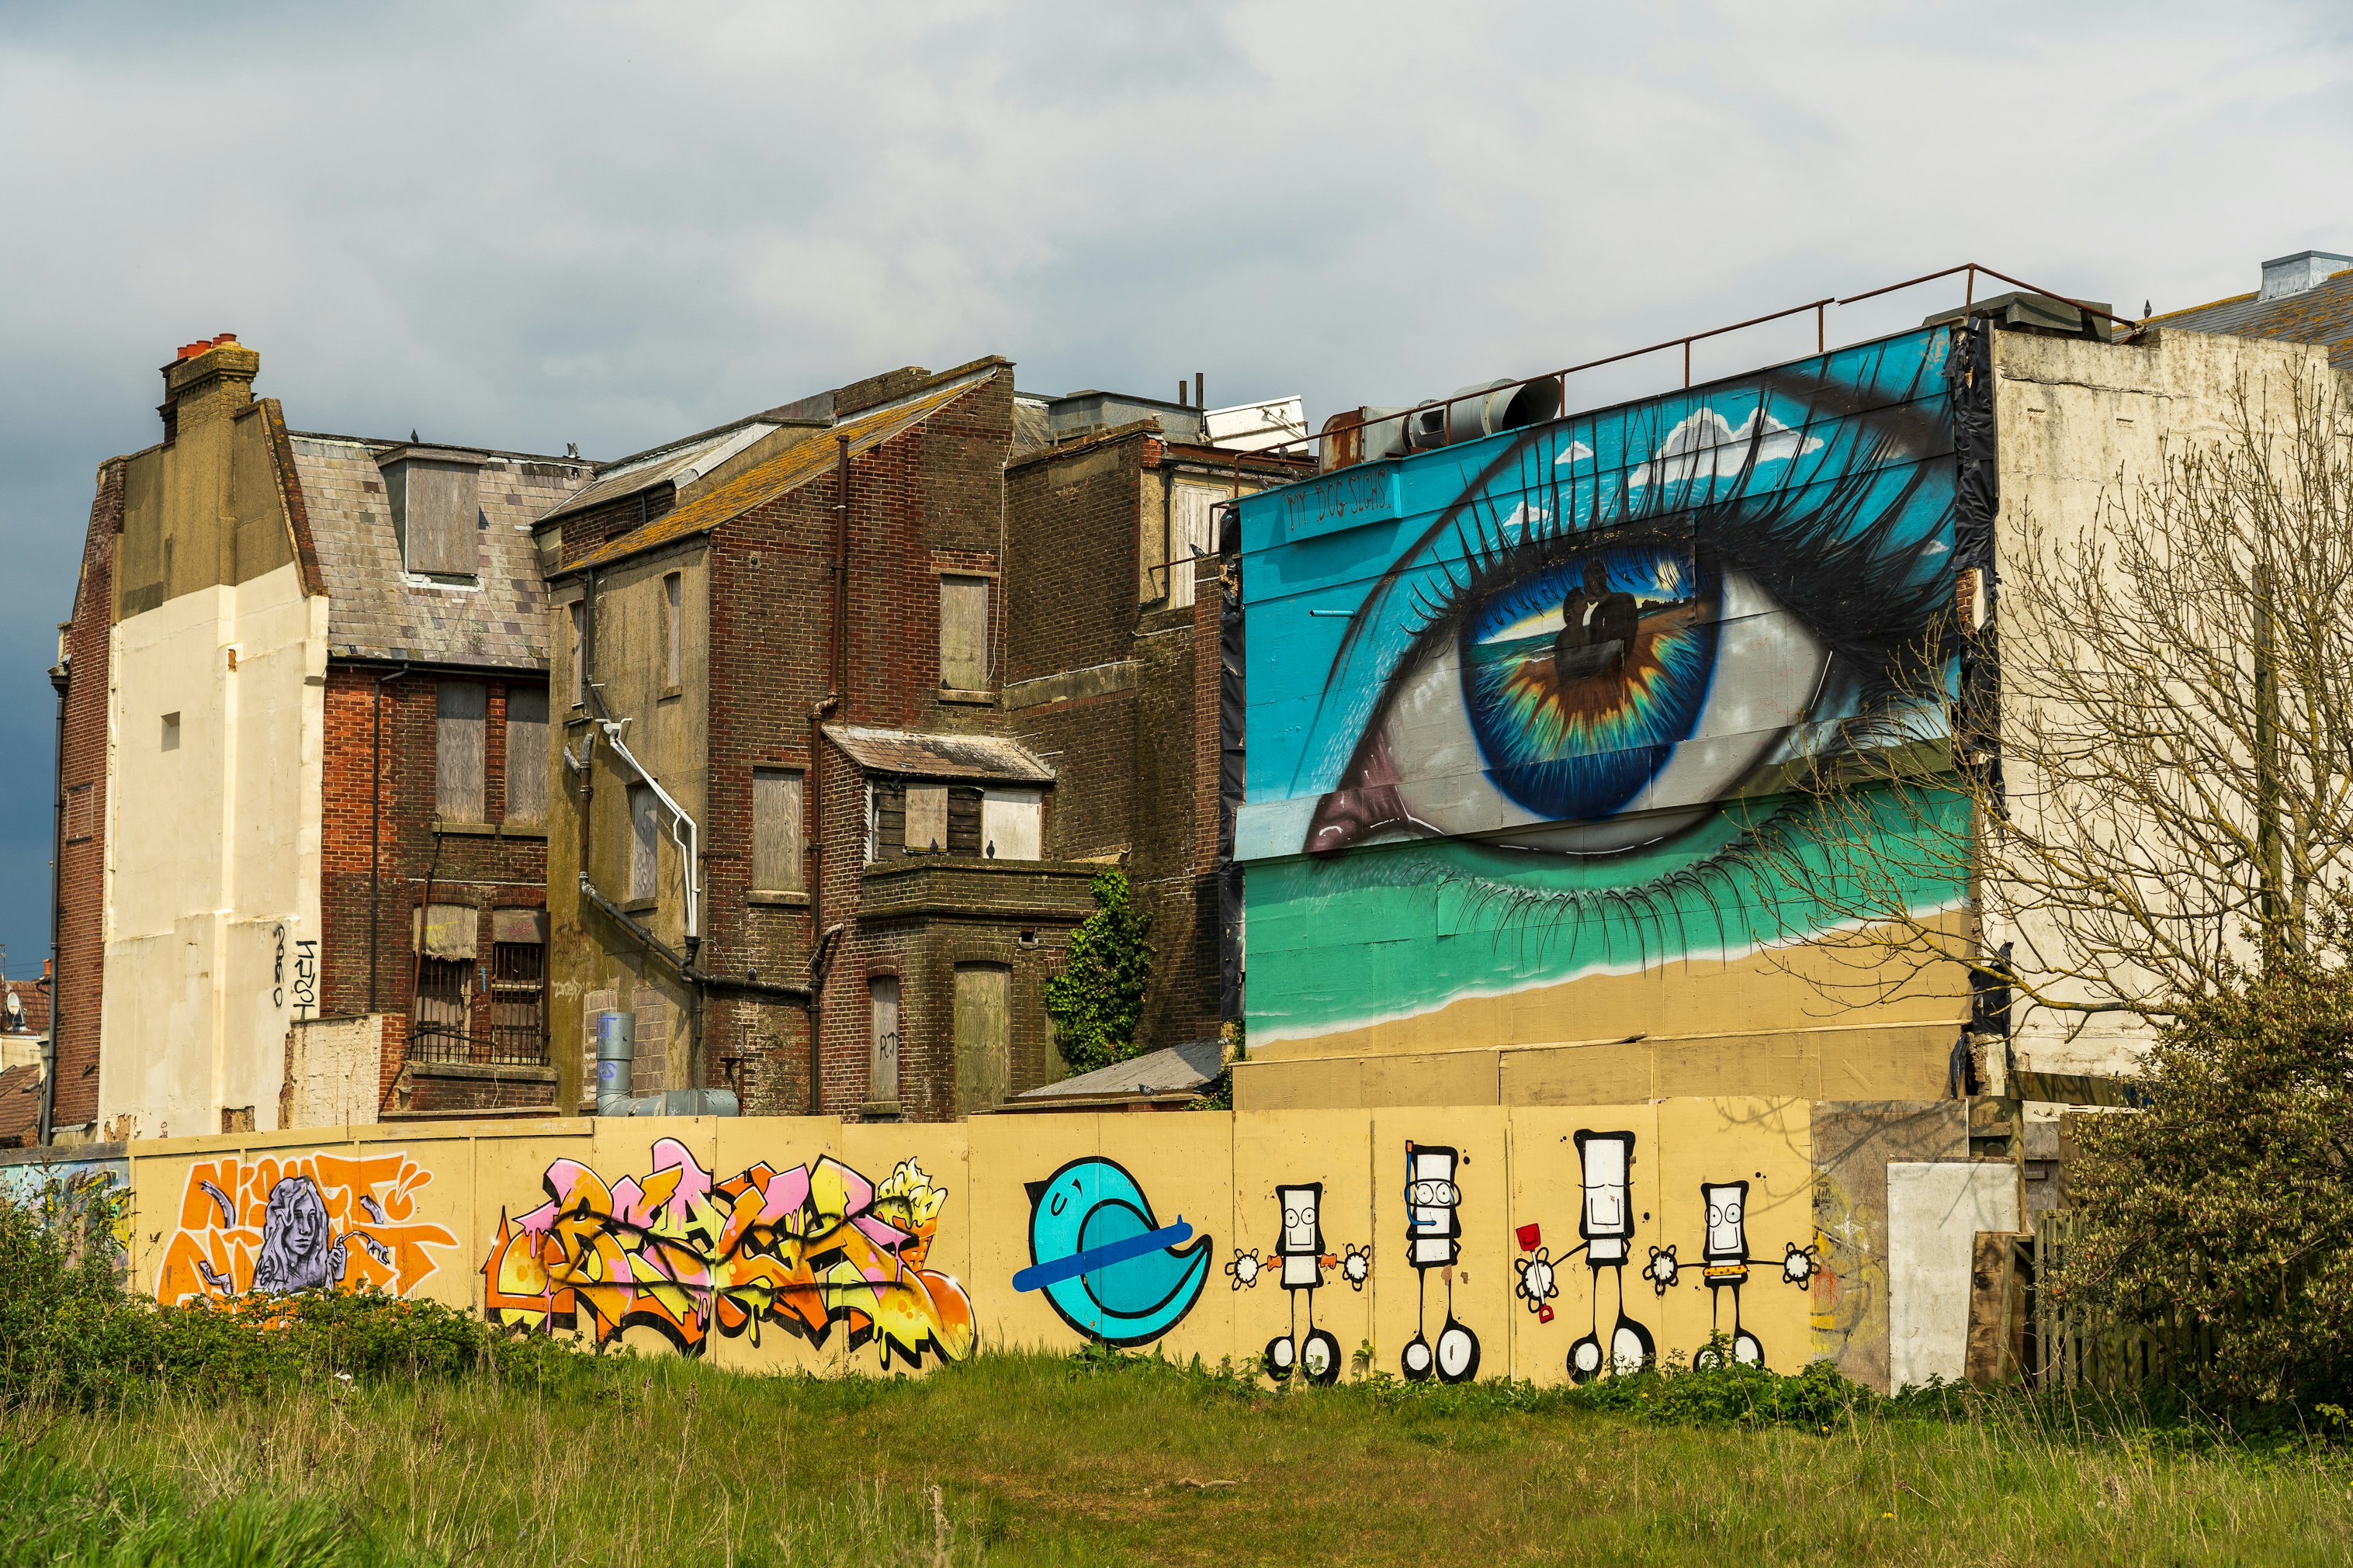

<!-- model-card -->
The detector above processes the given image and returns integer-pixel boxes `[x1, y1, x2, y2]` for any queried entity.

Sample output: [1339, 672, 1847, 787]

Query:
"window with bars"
[488, 942, 547, 1064]
[411, 957, 472, 1063]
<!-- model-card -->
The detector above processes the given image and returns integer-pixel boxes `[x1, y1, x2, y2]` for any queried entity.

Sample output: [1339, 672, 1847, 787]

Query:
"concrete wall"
[98, 559, 327, 1141]
[1987, 326, 2349, 1077]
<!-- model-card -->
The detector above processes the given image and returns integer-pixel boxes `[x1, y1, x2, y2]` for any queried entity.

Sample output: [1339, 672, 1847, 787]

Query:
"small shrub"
[1045, 867, 1154, 1074]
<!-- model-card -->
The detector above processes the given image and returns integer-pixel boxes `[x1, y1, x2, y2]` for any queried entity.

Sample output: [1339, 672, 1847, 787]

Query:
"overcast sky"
[1, 1, 2347, 974]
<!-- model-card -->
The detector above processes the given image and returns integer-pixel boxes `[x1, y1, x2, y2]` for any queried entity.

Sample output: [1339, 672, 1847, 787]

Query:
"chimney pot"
[213, 332, 237, 345]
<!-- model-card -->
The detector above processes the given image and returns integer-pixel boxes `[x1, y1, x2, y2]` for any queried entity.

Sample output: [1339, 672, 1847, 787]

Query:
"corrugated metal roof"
[822, 724, 1055, 784]
[563, 366, 1003, 574]
[539, 419, 780, 525]
[1010, 1039, 1224, 1101]
[2148, 269, 2353, 370]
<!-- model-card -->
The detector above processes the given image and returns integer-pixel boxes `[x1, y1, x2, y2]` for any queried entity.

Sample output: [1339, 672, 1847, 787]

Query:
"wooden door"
[954, 964, 1010, 1116]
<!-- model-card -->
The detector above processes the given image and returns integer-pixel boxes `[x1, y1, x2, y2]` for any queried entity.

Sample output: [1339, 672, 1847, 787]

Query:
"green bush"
[0, 1186, 599, 1411]
[2055, 951, 2353, 1411]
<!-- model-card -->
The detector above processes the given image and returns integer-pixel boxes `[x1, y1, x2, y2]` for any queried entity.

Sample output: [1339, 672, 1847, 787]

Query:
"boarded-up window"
[869, 781, 903, 863]
[752, 769, 804, 891]
[630, 985, 669, 1094]
[872, 781, 987, 859]
[391, 462, 479, 577]
[504, 687, 548, 826]
[568, 602, 586, 708]
[1169, 485, 1220, 609]
[662, 573, 683, 688]
[940, 576, 989, 690]
[870, 974, 900, 1103]
[905, 784, 948, 854]
[954, 964, 1011, 1115]
[981, 788, 1042, 859]
[628, 783, 659, 902]
[435, 682, 487, 822]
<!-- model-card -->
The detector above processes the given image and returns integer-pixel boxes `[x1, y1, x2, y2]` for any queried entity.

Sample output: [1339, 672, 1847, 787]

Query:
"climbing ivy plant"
[1045, 867, 1154, 1075]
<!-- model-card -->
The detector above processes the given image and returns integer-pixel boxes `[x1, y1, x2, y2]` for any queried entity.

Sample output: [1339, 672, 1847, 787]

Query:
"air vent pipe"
[1407, 379, 1563, 451]
[593, 1008, 740, 1116]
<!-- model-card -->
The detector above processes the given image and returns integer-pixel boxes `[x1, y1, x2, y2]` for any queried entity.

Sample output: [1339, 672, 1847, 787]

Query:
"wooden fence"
[2026, 1210, 2213, 1391]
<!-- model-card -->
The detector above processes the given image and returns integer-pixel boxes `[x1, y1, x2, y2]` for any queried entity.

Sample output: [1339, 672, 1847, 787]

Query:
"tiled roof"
[562, 365, 1004, 574]
[292, 437, 593, 670]
[1, 980, 48, 1037]
[822, 724, 1055, 784]
[0, 1065, 40, 1147]
[2147, 271, 2353, 371]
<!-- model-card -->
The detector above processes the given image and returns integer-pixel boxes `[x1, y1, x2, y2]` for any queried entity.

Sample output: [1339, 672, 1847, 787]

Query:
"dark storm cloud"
[0, 0, 2347, 966]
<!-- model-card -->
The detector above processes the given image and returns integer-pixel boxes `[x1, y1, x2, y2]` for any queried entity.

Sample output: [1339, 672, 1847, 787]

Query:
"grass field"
[5, 1349, 2350, 1567]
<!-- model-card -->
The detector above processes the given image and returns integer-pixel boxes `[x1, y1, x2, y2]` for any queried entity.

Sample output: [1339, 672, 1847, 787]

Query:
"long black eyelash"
[1398, 414, 1953, 712]
[1341, 798, 1810, 971]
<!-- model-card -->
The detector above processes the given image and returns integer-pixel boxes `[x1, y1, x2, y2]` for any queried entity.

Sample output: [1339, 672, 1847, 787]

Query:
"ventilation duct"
[1319, 378, 1561, 470]
[593, 1007, 740, 1116]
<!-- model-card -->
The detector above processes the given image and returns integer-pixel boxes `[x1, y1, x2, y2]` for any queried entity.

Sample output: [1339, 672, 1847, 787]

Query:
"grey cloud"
[0, 0, 2347, 964]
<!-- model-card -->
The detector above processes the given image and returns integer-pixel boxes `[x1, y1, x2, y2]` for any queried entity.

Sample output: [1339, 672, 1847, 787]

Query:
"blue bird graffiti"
[1016, 1157, 1211, 1347]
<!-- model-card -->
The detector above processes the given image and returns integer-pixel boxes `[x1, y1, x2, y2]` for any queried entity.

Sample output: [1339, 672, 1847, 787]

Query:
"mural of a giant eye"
[1236, 327, 1972, 1047]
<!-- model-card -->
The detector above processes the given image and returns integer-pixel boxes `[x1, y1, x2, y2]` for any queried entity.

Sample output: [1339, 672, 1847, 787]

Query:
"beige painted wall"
[545, 544, 711, 1106]
[98, 560, 327, 1140]
[1989, 326, 2346, 1075]
[111, 1099, 1917, 1385]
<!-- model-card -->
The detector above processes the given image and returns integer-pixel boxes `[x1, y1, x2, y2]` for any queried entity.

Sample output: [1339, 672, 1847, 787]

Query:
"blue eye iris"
[1458, 545, 1721, 822]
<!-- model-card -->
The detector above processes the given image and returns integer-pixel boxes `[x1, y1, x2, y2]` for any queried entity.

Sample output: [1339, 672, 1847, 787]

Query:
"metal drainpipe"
[368, 663, 409, 1013]
[42, 661, 66, 1145]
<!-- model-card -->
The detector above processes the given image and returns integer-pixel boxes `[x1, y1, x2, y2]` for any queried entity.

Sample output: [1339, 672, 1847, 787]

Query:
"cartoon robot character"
[1263, 1183, 1344, 1383]
[1401, 1142, 1479, 1383]
[1563, 1130, 1654, 1380]
[1641, 1179, 1818, 1369]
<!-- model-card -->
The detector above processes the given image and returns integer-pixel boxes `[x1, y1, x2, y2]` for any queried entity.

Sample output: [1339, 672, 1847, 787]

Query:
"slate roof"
[291, 436, 594, 670]
[1008, 1039, 1225, 1105]
[822, 725, 1055, 784]
[2148, 269, 2353, 371]
[561, 364, 1004, 575]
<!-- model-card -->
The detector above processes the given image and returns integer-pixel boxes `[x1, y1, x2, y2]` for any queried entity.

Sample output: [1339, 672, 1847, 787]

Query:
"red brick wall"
[691, 370, 1097, 1118]
[50, 459, 125, 1132]
[317, 665, 549, 1107]
[1003, 435, 1231, 1051]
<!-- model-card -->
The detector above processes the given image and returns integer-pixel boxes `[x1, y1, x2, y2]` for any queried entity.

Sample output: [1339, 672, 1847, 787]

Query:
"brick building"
[46, 336, 591, 1142]
[542, 363, 1302, 1121]
[1002, 405, 1307, 1051]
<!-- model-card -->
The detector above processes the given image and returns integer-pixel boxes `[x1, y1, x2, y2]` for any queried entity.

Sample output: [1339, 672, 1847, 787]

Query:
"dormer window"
[379, 447, 484, 580]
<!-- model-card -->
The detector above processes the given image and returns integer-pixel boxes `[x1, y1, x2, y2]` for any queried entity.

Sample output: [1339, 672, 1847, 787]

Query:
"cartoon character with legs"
[1641, 1179, 1817, 1368]
[1259, 1183, 1346, 1383]
[1401, 1143, 1479, 1383]
[1561, 1130, 1654, 1380]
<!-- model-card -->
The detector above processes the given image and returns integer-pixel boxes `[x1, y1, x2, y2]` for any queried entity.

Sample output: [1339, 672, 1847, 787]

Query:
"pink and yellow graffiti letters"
[482, 1138, 974, 1369]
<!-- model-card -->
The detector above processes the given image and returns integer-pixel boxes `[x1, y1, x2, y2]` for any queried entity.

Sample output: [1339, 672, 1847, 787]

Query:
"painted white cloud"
[1627, 407, 1825, 490]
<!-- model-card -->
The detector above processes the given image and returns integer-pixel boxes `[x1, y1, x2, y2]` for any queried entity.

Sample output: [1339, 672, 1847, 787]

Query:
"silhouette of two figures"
[1554, 560, 1638, 681]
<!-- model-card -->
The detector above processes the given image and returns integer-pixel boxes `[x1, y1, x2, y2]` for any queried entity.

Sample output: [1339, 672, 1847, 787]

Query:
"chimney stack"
[2258, 251, 2352, 302]
[157, 333, 258, 446]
